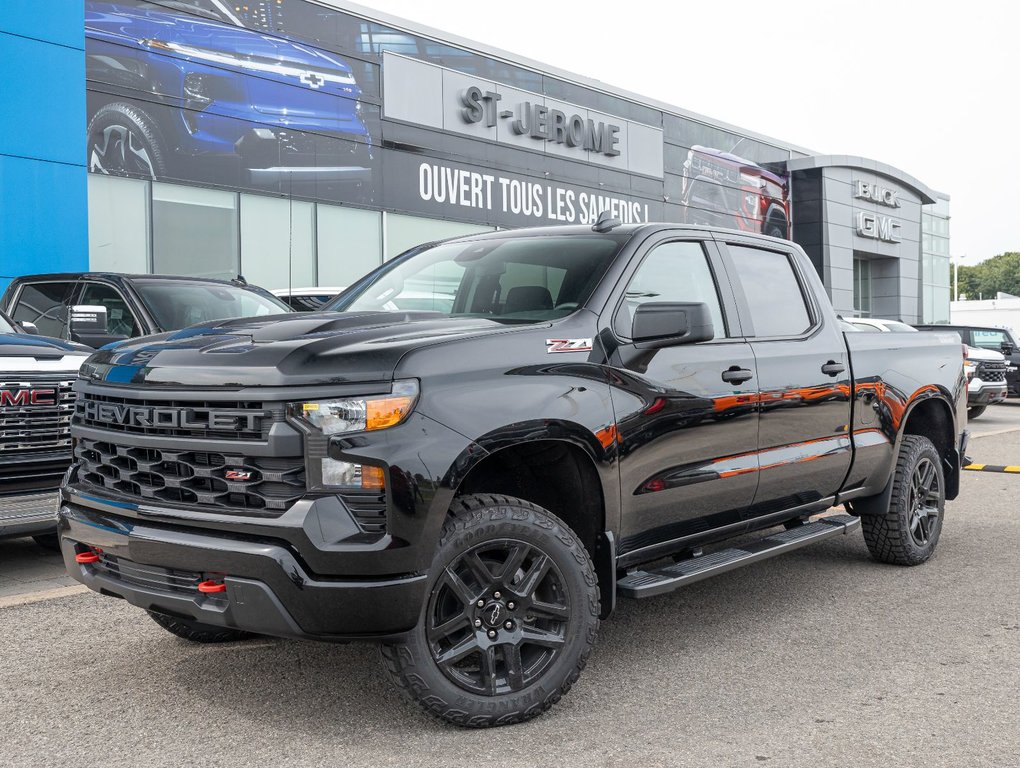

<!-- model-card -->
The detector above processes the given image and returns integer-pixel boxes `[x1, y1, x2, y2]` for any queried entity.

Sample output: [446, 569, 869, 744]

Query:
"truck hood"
[81, 312, 539, 388]
[0, 332, 91, 360]
[965, 344, 1005, 362]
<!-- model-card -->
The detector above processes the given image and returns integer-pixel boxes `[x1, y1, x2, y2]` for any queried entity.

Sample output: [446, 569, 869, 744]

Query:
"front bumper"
[0, 492, 58, 539]
[58, 499, 427, 642]
[968, 378, 1007, 406]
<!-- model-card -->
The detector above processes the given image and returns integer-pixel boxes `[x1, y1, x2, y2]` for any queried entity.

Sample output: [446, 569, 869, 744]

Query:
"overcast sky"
[357, 0, 1018, 265]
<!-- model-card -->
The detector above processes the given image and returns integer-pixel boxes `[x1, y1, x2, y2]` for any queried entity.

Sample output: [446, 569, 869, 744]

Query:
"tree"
[956, 252, 1020, 300]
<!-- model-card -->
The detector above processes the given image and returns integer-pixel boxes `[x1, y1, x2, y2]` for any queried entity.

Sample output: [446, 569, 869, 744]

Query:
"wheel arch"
[444, 424, 618, 618]
[852, 391, 960, 515]
[900, 394, 960, 500]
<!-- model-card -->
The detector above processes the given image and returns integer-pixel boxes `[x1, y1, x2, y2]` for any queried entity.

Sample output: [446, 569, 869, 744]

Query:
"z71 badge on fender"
[546, 338, 593, 353]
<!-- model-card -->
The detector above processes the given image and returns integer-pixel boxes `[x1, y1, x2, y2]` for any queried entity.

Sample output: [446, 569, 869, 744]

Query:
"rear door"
[718, 238, 853, 516]
[603, 233, 761, 557]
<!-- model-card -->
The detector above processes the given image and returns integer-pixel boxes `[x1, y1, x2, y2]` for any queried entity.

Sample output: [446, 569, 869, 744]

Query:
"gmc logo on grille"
[82, 401, 263, 432]
[0, 388, 57, 407]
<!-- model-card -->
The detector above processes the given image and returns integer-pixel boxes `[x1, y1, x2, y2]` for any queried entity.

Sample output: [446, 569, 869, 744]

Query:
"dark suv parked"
[915, 324, 1020, 396]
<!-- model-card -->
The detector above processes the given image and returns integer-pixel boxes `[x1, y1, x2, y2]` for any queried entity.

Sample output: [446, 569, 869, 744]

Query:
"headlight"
[290, 380, 418, 435]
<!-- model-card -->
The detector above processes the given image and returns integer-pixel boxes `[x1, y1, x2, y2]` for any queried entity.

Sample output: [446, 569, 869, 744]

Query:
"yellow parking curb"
[964, 463, 1020, 473]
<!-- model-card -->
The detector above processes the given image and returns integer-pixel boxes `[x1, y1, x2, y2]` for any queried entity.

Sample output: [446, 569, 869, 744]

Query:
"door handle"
[721, 366, 753, 384]
[821, 360, 846, 377]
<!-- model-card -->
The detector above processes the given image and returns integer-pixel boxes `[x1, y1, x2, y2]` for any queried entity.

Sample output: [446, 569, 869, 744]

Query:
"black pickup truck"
[58, 221, 967, 727]
[1, 272, 290, 349]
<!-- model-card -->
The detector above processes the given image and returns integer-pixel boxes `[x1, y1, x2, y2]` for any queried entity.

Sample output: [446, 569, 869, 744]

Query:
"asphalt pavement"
[1, 408, 1019, 767]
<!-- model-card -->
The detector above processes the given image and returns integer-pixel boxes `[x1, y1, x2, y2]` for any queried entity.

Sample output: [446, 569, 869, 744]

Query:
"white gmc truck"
[0, 310, 89, 546]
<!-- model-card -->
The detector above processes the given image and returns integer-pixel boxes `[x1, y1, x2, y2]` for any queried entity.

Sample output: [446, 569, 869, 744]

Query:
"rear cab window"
[726, 244, 814, 338]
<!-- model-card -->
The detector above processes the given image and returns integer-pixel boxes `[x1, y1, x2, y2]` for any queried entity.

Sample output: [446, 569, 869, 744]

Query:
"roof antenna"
[592, 210, 622, 233]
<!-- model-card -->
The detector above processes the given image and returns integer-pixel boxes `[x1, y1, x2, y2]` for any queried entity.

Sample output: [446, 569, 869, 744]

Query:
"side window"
[79, 283, 138, 337]
[11, 282, 75, 338]
[728, 245, 812, 337]
[615, 241, 728, 339]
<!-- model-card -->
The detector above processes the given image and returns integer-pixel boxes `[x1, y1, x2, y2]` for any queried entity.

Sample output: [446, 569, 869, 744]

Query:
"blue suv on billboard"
[84, 1, 373, 192]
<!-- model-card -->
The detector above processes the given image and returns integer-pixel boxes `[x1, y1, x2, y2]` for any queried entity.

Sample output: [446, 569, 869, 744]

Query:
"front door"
[604, 235, 760, 558]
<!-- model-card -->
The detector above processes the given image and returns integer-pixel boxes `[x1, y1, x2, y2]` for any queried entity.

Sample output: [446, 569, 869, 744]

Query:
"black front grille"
[75, 437, 305, 516]
[977, 361, 1007, 382]
[74, 391, 274, 441]
[91, 552, 210, 598]
[0, 377, 75, 454]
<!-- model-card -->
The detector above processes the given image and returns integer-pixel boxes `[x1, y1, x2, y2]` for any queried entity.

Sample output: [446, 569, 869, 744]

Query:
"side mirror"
[632, 302, 715, 348]
[1002, 342, 1015, 356]
[68, 304, 129, 348]
[70, 305, 109, 336]
[18, 321, 39, 335]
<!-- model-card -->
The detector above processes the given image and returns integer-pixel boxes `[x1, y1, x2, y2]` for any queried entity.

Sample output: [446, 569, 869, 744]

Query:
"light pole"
[952, 254, 965, 302]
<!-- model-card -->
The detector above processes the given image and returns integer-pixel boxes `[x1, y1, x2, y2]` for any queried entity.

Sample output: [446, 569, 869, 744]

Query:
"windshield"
[134, 281, 290, 331]
[330, 235, 628, 323]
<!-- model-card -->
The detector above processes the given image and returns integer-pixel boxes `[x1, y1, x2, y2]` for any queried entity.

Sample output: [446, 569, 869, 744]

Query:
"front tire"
[967, 405, 987, 420]
[148, 611, 254, 644]
[380, 494, 600, 727]
[861, 435, 945, 565]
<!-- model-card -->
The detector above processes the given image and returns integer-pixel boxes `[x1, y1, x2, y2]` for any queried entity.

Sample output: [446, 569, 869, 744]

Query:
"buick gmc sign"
[460, 86, 621, 157]
[855, 180, 901, 208]
[383, 52, 663, 178]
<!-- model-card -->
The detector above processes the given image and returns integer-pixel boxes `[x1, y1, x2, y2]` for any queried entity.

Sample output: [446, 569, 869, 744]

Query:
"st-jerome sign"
[460, 86, 621, 157]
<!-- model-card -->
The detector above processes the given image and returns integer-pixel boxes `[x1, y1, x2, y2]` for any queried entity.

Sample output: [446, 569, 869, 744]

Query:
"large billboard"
[84, 0, 791, 236]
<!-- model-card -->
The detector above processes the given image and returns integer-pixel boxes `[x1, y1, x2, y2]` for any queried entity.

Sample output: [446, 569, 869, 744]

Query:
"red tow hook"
[197, 580, 227, 594]
[75, 550, 101, 564]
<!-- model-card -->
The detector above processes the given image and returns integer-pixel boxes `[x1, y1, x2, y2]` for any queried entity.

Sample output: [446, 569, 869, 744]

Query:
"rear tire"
[380, 493, 600, 727]
[148, 611, 254, 644]
[861, 435, 945, 566]
[967, 405, 986, 420]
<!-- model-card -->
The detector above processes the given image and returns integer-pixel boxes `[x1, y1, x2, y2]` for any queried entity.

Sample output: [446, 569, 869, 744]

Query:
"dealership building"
[0, 0, 951, 322]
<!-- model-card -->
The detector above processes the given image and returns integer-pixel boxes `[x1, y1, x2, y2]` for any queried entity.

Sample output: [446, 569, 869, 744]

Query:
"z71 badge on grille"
[546, 338, 593, 354]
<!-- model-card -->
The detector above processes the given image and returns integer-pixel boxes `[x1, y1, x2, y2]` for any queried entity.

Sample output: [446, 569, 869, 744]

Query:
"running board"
[617, 514, 860, 599]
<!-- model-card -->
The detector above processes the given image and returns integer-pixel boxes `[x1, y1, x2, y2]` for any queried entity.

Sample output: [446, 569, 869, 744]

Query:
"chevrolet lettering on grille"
[82, 401, 263, 432]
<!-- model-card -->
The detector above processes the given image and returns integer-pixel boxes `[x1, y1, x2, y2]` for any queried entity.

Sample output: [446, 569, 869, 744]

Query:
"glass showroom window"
[317, 204, 383, 288]
[240, 194, 316, 292]
[88, 175, 150, 273]
[152, 183, 238, 280]
[385, 213, 495, 260]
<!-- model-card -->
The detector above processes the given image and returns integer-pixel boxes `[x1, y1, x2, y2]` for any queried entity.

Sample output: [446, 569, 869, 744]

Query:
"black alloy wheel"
[861, 434, 945, 565]
[906, 456, 941, 547]
[427, 538, 570, 696]
[381, 494, 600, 727]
